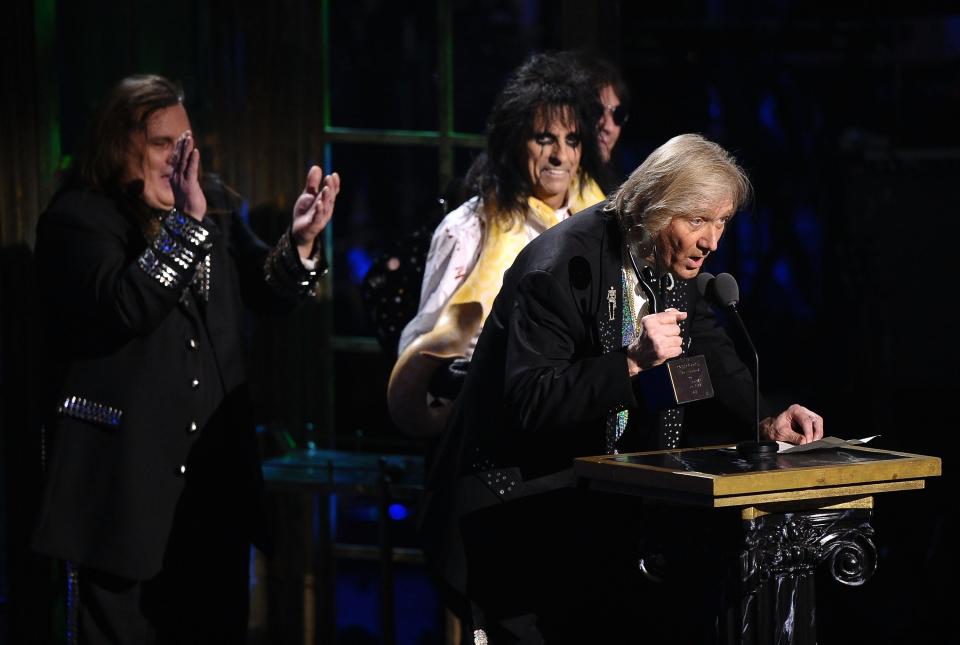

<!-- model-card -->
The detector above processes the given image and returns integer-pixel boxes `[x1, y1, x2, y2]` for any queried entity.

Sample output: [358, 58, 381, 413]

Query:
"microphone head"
[695, 272, 716, 298]
[714, 272, 740, 306]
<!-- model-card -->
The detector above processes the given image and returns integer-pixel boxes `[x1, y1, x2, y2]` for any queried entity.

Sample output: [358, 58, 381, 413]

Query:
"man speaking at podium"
[421, 134, 824, 643]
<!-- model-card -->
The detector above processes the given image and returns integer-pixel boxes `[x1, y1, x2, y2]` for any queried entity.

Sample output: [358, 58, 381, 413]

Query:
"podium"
[575, 444, 941, 644]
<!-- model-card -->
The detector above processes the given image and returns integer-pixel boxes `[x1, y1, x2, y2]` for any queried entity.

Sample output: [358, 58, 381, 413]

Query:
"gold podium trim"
[574, 444, 941, 508]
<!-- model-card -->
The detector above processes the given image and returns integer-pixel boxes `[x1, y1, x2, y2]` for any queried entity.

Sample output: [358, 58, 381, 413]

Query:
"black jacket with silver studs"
[32, 181, 324, 580]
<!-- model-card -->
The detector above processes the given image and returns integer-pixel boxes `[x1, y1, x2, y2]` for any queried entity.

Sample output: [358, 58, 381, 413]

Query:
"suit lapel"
[596, 211, 624, 357]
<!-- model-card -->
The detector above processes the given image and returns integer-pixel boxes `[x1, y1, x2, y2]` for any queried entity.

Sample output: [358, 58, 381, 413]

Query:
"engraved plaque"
[666, 354, 714, 404]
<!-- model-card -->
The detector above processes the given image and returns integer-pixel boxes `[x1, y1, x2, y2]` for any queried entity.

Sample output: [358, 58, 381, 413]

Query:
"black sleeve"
[503, 269, 636, 435]
[36, 200, 211, 342]
[223, 213, 327, 311]
[206, 194, 327, 312]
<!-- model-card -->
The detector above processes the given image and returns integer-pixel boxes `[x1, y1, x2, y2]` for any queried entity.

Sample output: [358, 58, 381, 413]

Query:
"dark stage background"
[2, 1, 958, 643]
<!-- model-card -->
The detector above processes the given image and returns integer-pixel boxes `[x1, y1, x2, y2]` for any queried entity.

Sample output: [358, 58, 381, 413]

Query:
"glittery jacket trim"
[264, 230, 327, 299]
[137, 209, 212, 290]
[57, 395, 123, 429]
[604, 264, 692, 452]
[656, 277, 691, 450]
[163, 209, 210, 247]
[192, 254, 212, 302]
[601, 272, 627, 453]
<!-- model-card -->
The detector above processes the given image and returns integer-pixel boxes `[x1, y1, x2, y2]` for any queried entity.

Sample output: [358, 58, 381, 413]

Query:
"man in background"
[32, 74, 340, 642]
[389, 52, 606, 437]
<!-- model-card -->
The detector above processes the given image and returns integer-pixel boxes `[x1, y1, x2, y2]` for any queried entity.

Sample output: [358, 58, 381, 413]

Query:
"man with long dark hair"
[388, 51, 606, 437]
[32, 74, 340, 642]
[576, 52, 631, 189]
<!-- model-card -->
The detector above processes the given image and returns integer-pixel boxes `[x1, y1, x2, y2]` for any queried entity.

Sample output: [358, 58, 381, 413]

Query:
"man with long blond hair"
[421, 134, 822, 643]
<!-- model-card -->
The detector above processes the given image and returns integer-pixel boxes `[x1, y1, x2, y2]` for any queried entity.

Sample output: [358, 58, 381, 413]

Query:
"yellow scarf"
[448, 174, 605, 322]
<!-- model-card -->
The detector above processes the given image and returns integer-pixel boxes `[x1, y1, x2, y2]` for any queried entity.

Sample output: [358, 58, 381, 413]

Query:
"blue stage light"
[388, 503, 408, 521]
[773, 258, 791, 286]
[348, 247, 375, 284]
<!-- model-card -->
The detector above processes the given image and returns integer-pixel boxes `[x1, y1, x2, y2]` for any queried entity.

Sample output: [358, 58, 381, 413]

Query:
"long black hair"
[467, 52, 602, 225]
[567, 50, 631, 192]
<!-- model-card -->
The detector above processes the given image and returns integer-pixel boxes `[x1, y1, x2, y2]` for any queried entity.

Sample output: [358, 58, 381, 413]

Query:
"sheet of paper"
[776, 435, 880, 454]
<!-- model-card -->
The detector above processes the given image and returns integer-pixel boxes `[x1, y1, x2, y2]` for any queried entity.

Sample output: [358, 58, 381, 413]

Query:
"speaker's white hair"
[605, 134, 752, 236]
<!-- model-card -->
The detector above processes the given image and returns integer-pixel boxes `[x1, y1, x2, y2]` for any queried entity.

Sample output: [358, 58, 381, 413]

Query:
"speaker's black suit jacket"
[421, 203, 768, 623]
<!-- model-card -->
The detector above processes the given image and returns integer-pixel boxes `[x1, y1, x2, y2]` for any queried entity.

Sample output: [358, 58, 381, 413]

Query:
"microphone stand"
[726, 300, 777, 458]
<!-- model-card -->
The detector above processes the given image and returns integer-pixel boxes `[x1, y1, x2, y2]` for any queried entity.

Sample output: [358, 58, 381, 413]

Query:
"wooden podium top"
[575, 445, 941, 508]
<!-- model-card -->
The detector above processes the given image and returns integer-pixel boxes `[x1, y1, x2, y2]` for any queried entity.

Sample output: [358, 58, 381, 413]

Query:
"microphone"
[713, 273, 740, 307]
[698, 272, 776, 458]
[696, 272, 740, 308]
[695, 272, 716, 302]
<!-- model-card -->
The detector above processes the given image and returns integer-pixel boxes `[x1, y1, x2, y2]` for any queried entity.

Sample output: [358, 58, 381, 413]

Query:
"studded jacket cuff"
[264, 229, 327, 299]
[137, 209, 213, 289]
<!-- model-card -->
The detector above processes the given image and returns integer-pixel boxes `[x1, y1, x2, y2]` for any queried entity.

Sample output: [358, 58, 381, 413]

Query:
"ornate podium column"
[726, 505, 878, 644]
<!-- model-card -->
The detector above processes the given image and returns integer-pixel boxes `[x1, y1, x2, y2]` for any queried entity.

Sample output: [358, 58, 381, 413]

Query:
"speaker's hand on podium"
[759, 404, 824, 445]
